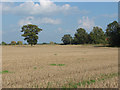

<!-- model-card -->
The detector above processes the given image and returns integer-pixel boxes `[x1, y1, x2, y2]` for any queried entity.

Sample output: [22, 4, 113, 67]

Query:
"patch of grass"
[90, 79, 96, 83]
[34, 67, 37, 69]
[97, 78, 101, 81]
[81, 80, 87, 86]
[35, 84, 39, 88]
[50, 64, 57, 66]
[86, 81, 90, 85]
[101, 78, 104, 80]
[58, 64, 65, 66]
[32, 84, 39, 88]
[72, 84, 77, 88]
[62, 72, 118, 88]
[77, 82, 81, 86]
[68, 83, 77, 88]
[47, 82, 51, 88]
[50, 64, 65, 66]
[0, 70, 14, 74]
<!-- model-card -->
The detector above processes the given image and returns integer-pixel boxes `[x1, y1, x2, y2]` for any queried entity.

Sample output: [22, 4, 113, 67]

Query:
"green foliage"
[89, 26, 106, 44]
[17, 41, 23, 45]
[50, 64, 65, 66]
[49, 41, 54, 45]
[42, 42, 48, 45]
[21, 24, 42, 46]
[2, 41, 7, 45]
[0, 70, 9, 74]
[61, 34, 73, 45]
[34, 67, 37, 69]
[106, 21, 120, 47]
[50, 64, 57, 66]
[90, 80, 96, 83]
[0, 70, 14, 74]
[24, 43, 27, 45]
[62, 72, 118, 88]
[73, 28, 88, 44]
[58, 64, 65, 66]
[54, 42, 57, 44]
[61, 22, 119, 47]
[11, 41, 16, 45]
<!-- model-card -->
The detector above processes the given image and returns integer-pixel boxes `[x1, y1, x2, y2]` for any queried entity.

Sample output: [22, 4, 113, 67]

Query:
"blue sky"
[1, 1, 118, 43]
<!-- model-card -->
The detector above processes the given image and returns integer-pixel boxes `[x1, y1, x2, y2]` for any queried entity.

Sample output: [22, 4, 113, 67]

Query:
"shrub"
[42, 42, 47, 45]
[54, 42, 57, 44]
[2, 41, 7, 45]
[49, 41, 54, 45]
[17, 41, 23, 45]
[24, 43, 27, 45]
[11, 41, 16, 45]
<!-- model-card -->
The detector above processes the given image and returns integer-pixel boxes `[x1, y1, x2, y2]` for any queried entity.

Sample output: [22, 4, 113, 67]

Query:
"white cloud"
[18, 16, 61, 26]
[2, 0, 80, 15]
[41, 17, 61, 24]
[78, 16, 95, 31]
[18, 16, 33, 26]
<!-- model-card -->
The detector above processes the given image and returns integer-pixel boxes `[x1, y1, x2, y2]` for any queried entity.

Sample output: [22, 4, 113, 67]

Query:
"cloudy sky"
[1, 1, 118, 43]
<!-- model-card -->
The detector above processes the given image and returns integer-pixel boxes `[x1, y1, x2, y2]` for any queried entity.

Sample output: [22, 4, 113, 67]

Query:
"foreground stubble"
[2, 45, 118, 88]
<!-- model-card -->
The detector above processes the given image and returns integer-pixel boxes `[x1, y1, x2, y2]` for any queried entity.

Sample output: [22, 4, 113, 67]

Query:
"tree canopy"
[2, 41, 7, 45]
[61, 21, 120, 47]
[21, 24, 42, 46]
[61, 34, 72, 45]
[89, 26, 106, 44]
[11, 41, 16, 45]
[17, 41, 23, 45]
[73, 28, 88, 44]
[106, 21, 120, 46]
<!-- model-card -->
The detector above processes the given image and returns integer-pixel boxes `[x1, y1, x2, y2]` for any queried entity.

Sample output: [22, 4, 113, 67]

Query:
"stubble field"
[2, 45, 118, 88]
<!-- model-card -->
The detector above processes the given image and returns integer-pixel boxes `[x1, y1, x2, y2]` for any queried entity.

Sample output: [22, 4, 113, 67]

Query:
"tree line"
[1, 21, 120, 47]
[1, 41, 23, 45]
[61, 21, 120, 47]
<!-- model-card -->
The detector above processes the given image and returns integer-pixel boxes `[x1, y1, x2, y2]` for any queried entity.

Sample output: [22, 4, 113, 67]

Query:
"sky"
[1, 1, 118, 43]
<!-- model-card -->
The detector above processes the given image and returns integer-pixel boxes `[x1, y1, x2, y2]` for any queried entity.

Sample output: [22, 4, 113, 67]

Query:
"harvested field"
[2, 45, 118, 88]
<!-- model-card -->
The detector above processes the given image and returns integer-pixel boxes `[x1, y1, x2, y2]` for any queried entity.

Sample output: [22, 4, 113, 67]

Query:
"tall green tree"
[61, 34, 73, 45]
[89, 26, 106, 44]
[106, 21, 120, 46]
[73, 28, 88, 44]
[21, 24, 42, 46]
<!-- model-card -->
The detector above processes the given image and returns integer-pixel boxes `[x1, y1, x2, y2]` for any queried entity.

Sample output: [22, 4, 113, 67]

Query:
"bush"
[54, 42, 57, 44]
[24, 43, 27, 45]
[11, 41, 16, 45]
[49, 41, 54, 45]
[17, 41, 23, 45]
[42, 42, 48, 45]
[2, 41, 7, 45]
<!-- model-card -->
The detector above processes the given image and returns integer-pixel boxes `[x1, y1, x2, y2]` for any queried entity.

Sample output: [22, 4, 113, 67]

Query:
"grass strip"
[62, 72, 118, 88]
[50, 64, 65, 66]
[0, 70, 14, 74]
